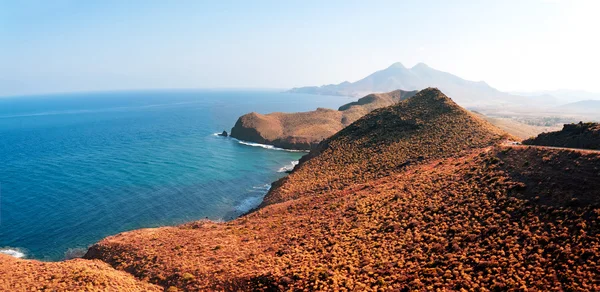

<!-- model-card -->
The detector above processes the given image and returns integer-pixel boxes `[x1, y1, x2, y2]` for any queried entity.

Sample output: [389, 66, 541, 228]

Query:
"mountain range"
[289, 62, 600, 108]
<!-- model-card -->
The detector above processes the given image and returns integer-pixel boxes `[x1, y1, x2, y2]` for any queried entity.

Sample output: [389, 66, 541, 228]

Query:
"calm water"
[0, 90, 349, 261]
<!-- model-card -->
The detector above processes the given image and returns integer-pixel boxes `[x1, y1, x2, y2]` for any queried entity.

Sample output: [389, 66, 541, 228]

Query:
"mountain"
[262, 88, 510, 206]
[289, 62, 526, 106]
[513, 89, 600, 105]
[230, 90, 418, 150]
[558, 100, 600, 114]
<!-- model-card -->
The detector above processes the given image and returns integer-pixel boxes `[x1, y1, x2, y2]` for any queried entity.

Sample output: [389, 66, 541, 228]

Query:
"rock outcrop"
[523, 122, 600, 149]
[230, 89, 417, 150]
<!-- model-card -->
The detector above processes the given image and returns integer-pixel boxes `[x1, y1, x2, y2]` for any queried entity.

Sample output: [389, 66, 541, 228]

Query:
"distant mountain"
[289, 62, 526, 107]
[558, 100, 600, 114]
[513, 90, 600, 105]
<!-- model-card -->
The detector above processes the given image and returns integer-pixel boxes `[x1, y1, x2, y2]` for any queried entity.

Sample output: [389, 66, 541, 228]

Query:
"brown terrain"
[0, 255, 161, 291]
[262, 88, 509, 207]
[523, 122, 600, 150]
[230, 89, 417, 150]
[1, 88, 599, 291]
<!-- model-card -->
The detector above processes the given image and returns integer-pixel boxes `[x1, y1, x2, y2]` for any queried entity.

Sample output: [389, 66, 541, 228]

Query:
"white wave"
[0, 248, 26, 259]
[235, 196, 263, 213]
[233, 138, 308, 153]
[252, 184, 271, 191]
[278, 160, 299, 172]
[235, 184, 271, 213]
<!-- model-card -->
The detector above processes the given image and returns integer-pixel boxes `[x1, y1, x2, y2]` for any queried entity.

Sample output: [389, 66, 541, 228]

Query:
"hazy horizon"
[2, 0, 599, 97]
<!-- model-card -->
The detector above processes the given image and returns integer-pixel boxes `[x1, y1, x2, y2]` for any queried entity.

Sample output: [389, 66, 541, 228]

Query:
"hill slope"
[262, 88, 509, 206]
[0, 255, 161, 291]
[85, 146, 600, 291]
[289, 62, 524, 106]
[230, 89, 417, 150]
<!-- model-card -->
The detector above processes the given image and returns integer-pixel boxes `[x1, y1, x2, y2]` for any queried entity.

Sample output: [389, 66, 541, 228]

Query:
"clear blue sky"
[1, 0, 598, 96]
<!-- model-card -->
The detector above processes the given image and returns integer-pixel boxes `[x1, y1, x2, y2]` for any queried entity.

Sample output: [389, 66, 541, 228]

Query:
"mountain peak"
[387, 62, 406, 69]
[411, 62, 430, 70]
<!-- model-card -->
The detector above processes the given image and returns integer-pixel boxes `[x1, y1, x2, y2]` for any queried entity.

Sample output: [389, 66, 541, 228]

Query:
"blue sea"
[0, 90, 349, 261]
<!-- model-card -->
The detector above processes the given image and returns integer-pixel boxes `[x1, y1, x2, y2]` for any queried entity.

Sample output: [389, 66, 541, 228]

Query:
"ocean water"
[0, 90, 349, 261]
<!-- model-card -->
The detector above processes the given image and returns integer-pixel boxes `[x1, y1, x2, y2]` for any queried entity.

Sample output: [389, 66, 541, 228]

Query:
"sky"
[1, 0, 599, 97]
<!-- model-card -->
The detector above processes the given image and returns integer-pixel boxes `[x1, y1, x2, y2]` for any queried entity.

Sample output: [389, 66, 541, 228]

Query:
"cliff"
[230, 89, 417, 150]
[523, 122, 600, 149]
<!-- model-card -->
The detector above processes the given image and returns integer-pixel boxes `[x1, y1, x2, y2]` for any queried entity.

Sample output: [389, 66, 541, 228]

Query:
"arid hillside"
[84, 145, 600, 291]
[1, 88, 599, 291]
[0, 255, 161, 291]
[523, 122, 600, 149]
[262, 88, 509, 207]
[230, 90, 417, 150]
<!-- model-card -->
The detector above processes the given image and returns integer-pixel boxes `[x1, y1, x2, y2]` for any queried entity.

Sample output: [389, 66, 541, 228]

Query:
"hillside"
[289, 62, 526, 107]
[84, 145, 600, 291]
[0, 255, 161, 291]
[230, 89, 417, 150]
[2, 88, 599, 291]
[262, 88, 509, 206]
[523, 122, 600, 149]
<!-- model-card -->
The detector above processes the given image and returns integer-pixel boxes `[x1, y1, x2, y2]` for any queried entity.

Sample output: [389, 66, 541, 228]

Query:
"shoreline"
[6, 135, 306, 262]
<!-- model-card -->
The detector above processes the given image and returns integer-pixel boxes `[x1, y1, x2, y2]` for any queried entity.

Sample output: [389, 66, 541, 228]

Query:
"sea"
[0, 89, 349, 261]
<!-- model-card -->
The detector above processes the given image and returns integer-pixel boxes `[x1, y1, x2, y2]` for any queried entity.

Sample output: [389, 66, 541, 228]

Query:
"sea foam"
[278, 160, 299, 172]
[0, 248, 26, 259]
[233, 139, 308, 152]
[234, 184, 271, 213]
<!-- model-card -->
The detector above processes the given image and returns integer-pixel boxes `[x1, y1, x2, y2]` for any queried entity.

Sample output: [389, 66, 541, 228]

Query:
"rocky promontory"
[230, 89, 418, 150]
